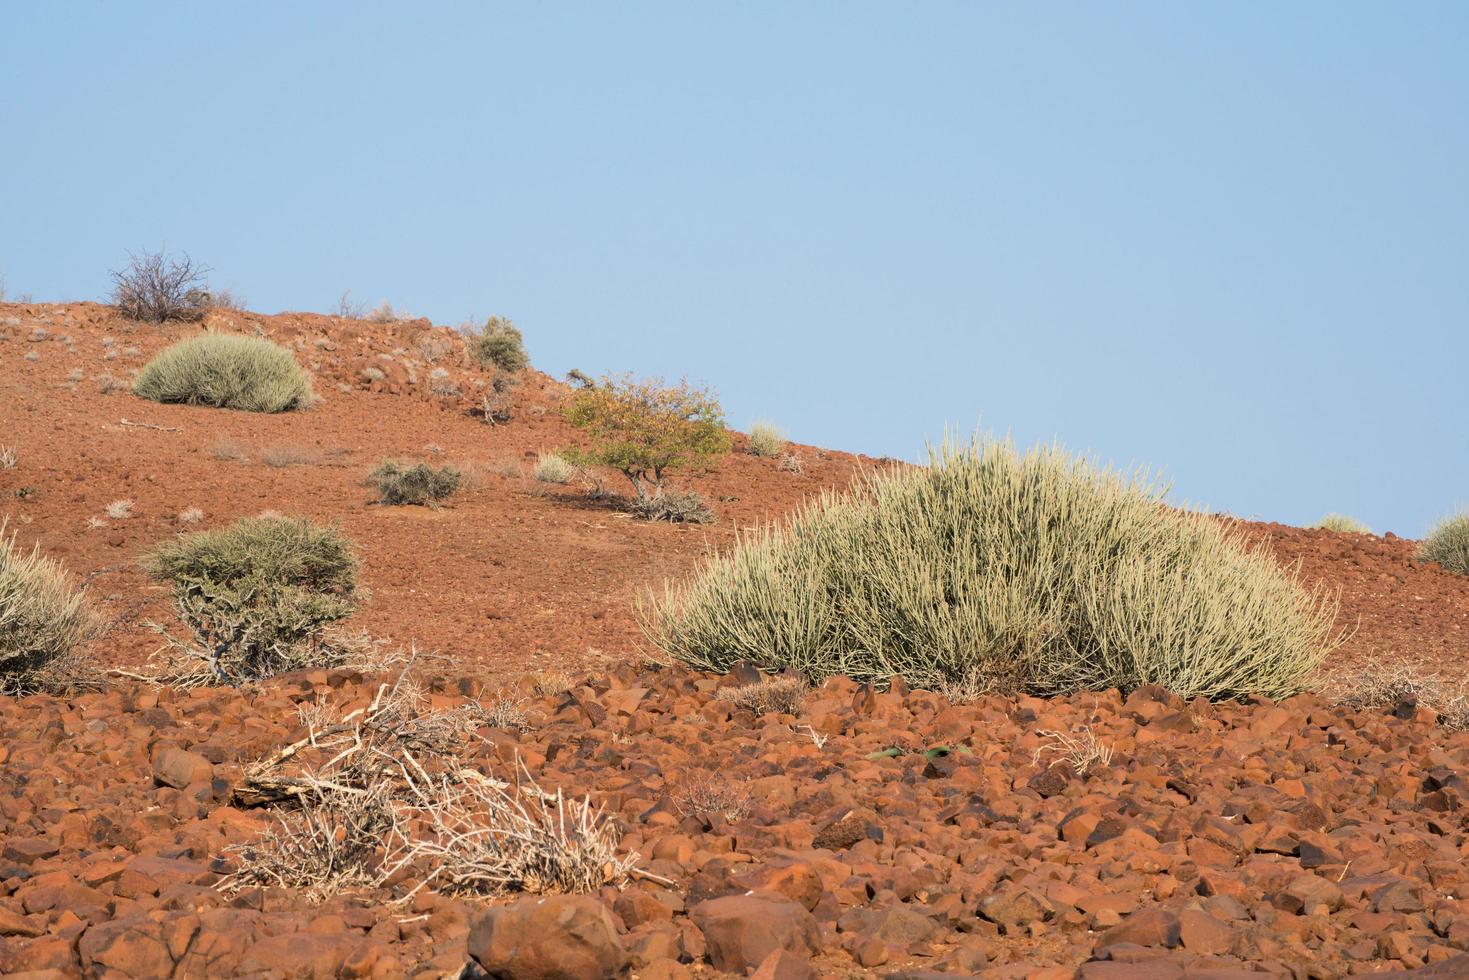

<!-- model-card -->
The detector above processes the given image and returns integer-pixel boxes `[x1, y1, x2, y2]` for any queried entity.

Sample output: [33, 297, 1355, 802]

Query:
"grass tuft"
[748, 421, 786, 458]
[1313, 513, 1372, 535]
[1419, 510, 1469, 576]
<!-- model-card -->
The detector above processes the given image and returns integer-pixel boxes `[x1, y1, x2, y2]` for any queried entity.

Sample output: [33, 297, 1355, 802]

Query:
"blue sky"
[4, 3, 1466, 536]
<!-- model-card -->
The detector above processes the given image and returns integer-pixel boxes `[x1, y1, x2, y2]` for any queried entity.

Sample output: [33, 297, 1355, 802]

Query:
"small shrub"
[110, 249, 211, 323]
[178, 507, 204, 524]
[260, 445, 320, 468]
[0, 521, 100, 688]
[371, 461, 462, 506]
[1420, 511, 1469, 576]
[211, 287, 247, 312]
[530, 670, 574, 697]
[428, 367, 460, 398]
[367, 301, 412, 323]
[646, 437, 1341, 701]
[630, 487, 714, 525]
[95, 373, 124, 395]
[144, 516, 359, 685]
[105, 499, 133, 520]
[714, 676, 808, 715]
[133, 333, 315, 413]
[1313, 513, 1372, 534]
[1316, 659, 1469, 730]
[748, 421, 786, 458]
[562, 374, 730, 511]
[671, 772, 751, 823]
[468, 316, 529, 373]
[533, 453, 575, 485]
[777, 453, 804, 475]
[0, 446, 15, 470]
[1033, 726, 1114, 776]
[334, 291, 368, 319]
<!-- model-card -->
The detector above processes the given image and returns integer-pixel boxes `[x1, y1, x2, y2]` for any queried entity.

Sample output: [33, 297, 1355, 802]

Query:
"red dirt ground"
[2, 301, 1468, 979]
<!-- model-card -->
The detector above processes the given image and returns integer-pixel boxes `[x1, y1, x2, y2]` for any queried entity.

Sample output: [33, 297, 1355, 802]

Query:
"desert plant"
[367, 301, 412, 323]
[748, 421, 786, 458]
[104, 499, 133, 520]
[260, 445, 320, 468]
[777, 453, 804, 475]
[1420, 510, 1469, 576]
[110, 249, 212, 323]
[480, 371, 518, 424]
[630, 487, 715, 524]
[562, 373, 729, 511]
[671, 772, 751, 823]
[0, 521, 100, 688]
[1033, 726, 1114, 776]
[468, 316, 529, 373]
[144, 516, 359, 685]
[133, 333, 315, 413]
[714, 676, 808, 715]
[370, 461, 462, 506]
[0, 446, 16, 470]
[646, 437, 1341, 701]
[1313, 513, 1372, 534]
[1315, 658, 1469, 730]
[211, 287, 247, 312]
[533, 453, 575, 484]
[334, 291, 368, 319]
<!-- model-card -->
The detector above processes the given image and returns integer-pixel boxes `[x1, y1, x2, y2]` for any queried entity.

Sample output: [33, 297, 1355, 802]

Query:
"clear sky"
[4, 3, 1466, 536]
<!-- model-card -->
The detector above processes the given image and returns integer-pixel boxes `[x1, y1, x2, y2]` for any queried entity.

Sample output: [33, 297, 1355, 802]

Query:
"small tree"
[563, 374, 730, 504]
[111, 249, 212, 323]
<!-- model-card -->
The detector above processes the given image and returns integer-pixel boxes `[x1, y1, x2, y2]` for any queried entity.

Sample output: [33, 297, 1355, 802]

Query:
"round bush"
[145, 516, 358, 683]
[1, 522, 98, 682]
[1420, 511, 1469, 576]
[468, 316, 529, 373]
[133, 333, 314, 413]
[371, 461, 462, 506]
[646, 439, 1340, 701]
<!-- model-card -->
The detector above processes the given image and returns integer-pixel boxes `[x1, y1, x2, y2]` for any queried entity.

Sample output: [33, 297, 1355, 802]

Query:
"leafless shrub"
[671, 771, 751, 823]
[479, 693, 532, 731]
[177, 507, 204, 524]
[486, 458, 524, 480]
[334, 291, 368, 319]
[105, 499, 133, 520]
[210, 438, 249, 462]
[480, 371, 518, 424]
[0, 647, 107, 698]
[367, 301, 412, 323]
[530, 670, 574, 698]
[792, 724, 828, 749]
[66, 367, 84, 383]
[777, 453, 804, 475]
[1033, 726, 1114, 776]
[428, 367, 461, 398]
[110, 249, 212, 323]
[715, 676, 808, 715]
[211, 287, 247, 311]
[630, 487, 715, 525]
[0, 446, 15, 470]
[95, 373, 124, 395]
[260, 444, 321, 468]
[1316, 660, 1469, 730]
[416, 332, 456, 362]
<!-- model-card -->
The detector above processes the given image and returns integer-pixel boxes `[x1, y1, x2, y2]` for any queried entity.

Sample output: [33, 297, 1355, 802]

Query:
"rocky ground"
[2, 301, 1468, 978]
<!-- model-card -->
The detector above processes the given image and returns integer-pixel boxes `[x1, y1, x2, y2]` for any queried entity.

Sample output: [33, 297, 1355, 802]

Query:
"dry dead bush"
[416, 332, 456, 362]
[1316, 660, 1469, 730]
[222, 668, 634, 902]
[630, 488, 715, 525]
[530, 670, 574, 698]
[777, 453, 804, 475]
[110, 249, 211, 323]
[714, 676, 808, 715]
[1032, 726, 1114, 776]
[480, 371, 518, 425]
[0, 446, 16, 470]
[209, 438, 249, 462]
[95, 373, 124, 395]
[334, 291, 368, 319]
[671, 771, 751, 823]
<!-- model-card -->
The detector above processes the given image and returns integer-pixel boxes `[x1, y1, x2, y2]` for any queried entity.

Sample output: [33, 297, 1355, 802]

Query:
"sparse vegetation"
[370, 460, 462, 506]
[95, 373, 124, 395]
[671, 771, 751, 823]
[1033, 726, 1114, 776]
[480, 372, 518, 424]
[562, 374, 729, 519]
[0, 521, 100, 690]
[468, 316, 529, 373]
[1316, 658, 1469, 730]
[367, 301, 414, 323]
[530, 669, 575, 698]
[748, 421, 786, 457]
[133, 333, 315, 413]
[260, 445, 320, 468]
[110, 249, 212, 323]
[177, 507, 204, 524]
[104, 499, 133, 520]
[647, 437, 1341, 701]
[144, 516, 359, 685]
[778, 453, 804, 475]
[1314, 513, 1372, 534]
[0, 446, 15, 470]
[533, 452, 575, 485]
[714, 676, 808, 715]
[334, 291, 369, 319]
[629, 487, 715, 524]
[1419, 510, 1469, 577]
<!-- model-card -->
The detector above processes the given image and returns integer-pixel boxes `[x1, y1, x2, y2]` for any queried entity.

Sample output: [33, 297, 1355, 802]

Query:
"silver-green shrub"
[1313, 513, 1372, 534]
[1420, 510, 1469, 576]
[1, 521, 98, 685]
[133, 333, 314, 413]
[645, 438, 1340, 701]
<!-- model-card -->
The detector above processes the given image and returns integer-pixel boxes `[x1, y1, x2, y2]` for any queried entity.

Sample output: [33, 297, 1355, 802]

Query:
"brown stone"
[468, 895, 627, 980]
[690, 893, 821, 974]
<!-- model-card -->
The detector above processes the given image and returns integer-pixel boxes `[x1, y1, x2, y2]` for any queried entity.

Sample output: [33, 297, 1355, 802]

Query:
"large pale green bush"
[145, 516, 358, 684]
[1420, 511, 1469, 576]
[645, 438, 1340, 701]
[133, 333, 314, 413]
[1, 521, 98, 685]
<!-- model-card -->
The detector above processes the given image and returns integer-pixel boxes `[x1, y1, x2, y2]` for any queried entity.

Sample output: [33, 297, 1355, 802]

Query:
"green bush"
[747, 421, 786, 458]
[645, 438, 1340, 701]
[144, 517, 358, 684]
[468, 316, 529, 373]
[1, 521, 98, 685]
[1313, 513, 1372, 534]
[133, 333, 314, 413]
[370, 461, 462, 506]
[1420, 511, 1469, 576]
[533, 453, 575, 484]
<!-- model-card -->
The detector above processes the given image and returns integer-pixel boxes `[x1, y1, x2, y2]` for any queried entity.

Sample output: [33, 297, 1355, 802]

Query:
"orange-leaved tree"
[562, 374, 730, 502]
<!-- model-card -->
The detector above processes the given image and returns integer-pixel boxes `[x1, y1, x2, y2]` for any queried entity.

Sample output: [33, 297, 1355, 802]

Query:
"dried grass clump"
[530, 670, 575, 697]
[671, 771, 751, 823]
[647, 437, 1341, 701]
[1313, 514, 1372, 534]
[468, 316, 529, 373]
[533, 453, 575, 485]
[631, 488, 715, 525]
[0, 446, 16, 470]
[104, 499, 133, 519]
[144, 516, 358, 686]
[0, 521, 101, 691]
[110, 249, 211, 323]
[748, 421, 786, 458]
[777, 453, 804, 475]
[714, 676, 809, 715]
[1033, 726, 1114, 776]
[370, 461, 462, 506]
[1316, 660, 1469, 730]
[133, 333, 315, 413]
[1419, 510, 1469, 577]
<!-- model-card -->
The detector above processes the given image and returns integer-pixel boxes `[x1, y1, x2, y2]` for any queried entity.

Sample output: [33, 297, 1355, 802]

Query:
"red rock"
[467, 895, 627, 980]
[78, 916, 173, 977]
[1273, 874, 1343, 915]
[690, 893, 821, 974]
[238, 931, 363, 979]
[1096, 909, 1182, 950]
[151, 746, 214, 789]
[2, 839, 59, 866]
[1176, 909, 1235, 955]
[750, 947, 817, 980]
